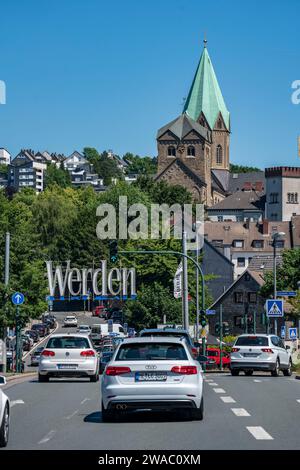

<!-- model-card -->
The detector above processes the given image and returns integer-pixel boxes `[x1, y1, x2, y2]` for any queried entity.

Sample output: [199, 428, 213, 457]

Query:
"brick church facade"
[155, 41, 231, 206]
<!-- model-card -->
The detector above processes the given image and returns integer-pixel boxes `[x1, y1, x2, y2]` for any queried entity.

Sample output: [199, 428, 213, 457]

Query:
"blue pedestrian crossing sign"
[11, 292, 25, 305]
[266, 299, 284, 317]
[289, 328, 297, 340]
[280, 326, 286, 339]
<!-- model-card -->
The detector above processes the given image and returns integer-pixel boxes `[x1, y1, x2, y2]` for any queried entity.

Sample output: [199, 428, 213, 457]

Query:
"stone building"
[265, 166, 300, 221]
[155, 41, 231, 206]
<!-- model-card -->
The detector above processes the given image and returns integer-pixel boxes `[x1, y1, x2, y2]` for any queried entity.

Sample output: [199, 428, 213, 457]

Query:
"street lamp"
[272, 231, 285, 335]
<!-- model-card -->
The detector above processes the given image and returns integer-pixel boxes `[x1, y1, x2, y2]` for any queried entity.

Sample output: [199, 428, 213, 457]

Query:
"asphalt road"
[3, 367, 300, 449]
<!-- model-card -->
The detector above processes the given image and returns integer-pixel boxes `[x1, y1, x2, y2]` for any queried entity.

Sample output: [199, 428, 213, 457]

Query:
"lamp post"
[297, 281, 300, 339]
[272, 231, 285, 335]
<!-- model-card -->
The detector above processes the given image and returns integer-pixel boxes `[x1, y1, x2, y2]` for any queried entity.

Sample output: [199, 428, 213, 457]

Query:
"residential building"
[207, 189, 265, 222]
[9, 149, 46, 192]
[64, 151, 89, 172]
[0, 148, 11, 165]
[228, 171, 265, 194]
[265, 166, 300, 221]
[71, 168, 104, 189]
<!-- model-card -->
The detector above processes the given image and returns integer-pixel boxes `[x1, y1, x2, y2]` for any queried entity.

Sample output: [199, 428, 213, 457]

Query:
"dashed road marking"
[10, 399, 25, 407]
[80, 398, 91, 405]
[254, 379, 262, 383]
[231, 408, 250, 417]
[38, 430, 56, 444]
[64, 409, 79, 420]
[220, 396, 236, 403]
[208, 382, 218, 386]
[246, 426, 273, 440]
[213, 388, 226, 394]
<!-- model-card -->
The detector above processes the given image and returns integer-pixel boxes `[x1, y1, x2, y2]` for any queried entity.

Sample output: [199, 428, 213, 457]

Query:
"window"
[187, 145, 195, 157]
[116, 342, 188, 361]
[233, 240, 244, 248]
[248, 292, 257, 303]
[270, 193, 279, 204]
[234, 292, 244, 303]
[216, 145, 223, 165]
[167, 146, 176, 157]
[287, 192, 298, 204]
[217, 119, 222, 129]
[275, 240, 284, 248]
[271, 336, 279, 347]
[217, 216, 223, 222]
[235, 336, 268, 346]
[252, 240, 264, 248]
[237, 257, 245, 267]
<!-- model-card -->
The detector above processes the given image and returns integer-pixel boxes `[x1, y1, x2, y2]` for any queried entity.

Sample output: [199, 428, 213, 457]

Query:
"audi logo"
[145, 365, 157, 370]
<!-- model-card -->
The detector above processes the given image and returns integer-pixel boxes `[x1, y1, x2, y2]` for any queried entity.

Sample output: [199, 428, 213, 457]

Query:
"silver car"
[101, 337, 204, 421]
[230, 334, 292, 376]
[38, 333, 99, 382]
[0, 376, 10, 447]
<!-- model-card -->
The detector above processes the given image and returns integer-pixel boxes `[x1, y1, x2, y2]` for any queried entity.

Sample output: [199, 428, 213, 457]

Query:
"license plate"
[135, 372, 167, 382]
[57, 364, 78, 369]
[243, 353, 259, 357]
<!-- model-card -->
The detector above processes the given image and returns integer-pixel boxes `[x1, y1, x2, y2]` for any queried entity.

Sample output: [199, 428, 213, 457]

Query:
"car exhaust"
[116, 404, 127, 410]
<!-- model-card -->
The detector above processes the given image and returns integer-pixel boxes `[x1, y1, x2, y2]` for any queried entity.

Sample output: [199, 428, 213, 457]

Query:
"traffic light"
[109, 240, 118, 263]
[222, 322, 230, 336]
[215, 323, 220, 335]
[199, 310, 207, 327]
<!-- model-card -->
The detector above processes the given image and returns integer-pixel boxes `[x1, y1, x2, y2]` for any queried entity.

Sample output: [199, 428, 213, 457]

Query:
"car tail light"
[80, 350, 95, 357]
[171, 366, 197, 375]
[105, 366, 131, 376]
[41, 350, 55, 357]
[261, 348, 273, 354]
[231, 347, 240, 352]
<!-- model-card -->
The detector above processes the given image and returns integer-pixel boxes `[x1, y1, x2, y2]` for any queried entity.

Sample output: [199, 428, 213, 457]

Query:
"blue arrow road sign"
[266, 299, 284, 317]
[11, 292, 25, 305]
[289, 328, 297, 340]
[277, 291, 297, 297]
[280, 325, 286, 339]
[206, 309, 216, 315]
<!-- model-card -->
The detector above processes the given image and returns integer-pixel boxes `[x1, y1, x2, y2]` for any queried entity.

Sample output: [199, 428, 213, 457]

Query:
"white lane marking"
[254, 379, 262, 383]
[246, 426, 273, 440]
[213, 388, 226, 393]
[23, 323, 59, 360]
[220, 396, 236, 403]
[10, 399, 25, 407]
[231, 408, 250, 417]
[80, 398, 91, 405]
[208, 382, 218, 386]
[205, 379, 213, 382]
[38, 430, 56, 444]
[64, 409, 79, 420]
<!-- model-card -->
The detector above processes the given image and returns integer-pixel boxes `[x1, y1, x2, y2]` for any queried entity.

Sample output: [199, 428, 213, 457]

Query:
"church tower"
[183, 40, 230, 171]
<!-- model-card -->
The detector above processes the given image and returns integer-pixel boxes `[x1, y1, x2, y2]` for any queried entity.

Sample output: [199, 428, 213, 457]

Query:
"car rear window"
[116, 342, 188, 361]
[46, 336, 90, 349]
[235, 336, 269, 346]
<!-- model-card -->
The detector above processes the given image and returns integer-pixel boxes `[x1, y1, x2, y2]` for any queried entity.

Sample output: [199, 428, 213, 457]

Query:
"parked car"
[25, 329, 39, 343]
[139, 328, 198, 358]
[101, 337, 204, 422]
[205, 347, 231, 368]
[38, 334, 99, 382]
[92, 306, 106, 318]
[77, 325, 91, 335]
[44, 317, 55, 329]
[42, 323, 50, 335]
[21, 335, 31, 351]
[90, 324, 102, 345]
[99, 351, 113, 374]
[0, 376, 10, 447]
[23, 334, 34, 348]
[230, 334, 292, 376]
[30, 347, 44, 366]
[63, 316, 78, 328]
[31, 324, 47, 337]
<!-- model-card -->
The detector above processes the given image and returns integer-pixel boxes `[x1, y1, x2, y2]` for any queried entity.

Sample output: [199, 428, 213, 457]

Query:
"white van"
[99, 323, 125, 337]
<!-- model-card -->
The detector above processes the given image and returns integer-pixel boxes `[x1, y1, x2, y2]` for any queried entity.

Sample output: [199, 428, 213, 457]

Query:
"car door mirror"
[0, 376, 6, 386]
[285, 345, 290, 350]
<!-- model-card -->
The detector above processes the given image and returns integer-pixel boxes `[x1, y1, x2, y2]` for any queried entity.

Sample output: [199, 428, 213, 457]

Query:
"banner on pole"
[173, 262, 183, 299]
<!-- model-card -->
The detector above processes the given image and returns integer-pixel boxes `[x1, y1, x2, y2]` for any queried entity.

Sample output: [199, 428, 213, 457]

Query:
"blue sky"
[0, 0, 300, 168]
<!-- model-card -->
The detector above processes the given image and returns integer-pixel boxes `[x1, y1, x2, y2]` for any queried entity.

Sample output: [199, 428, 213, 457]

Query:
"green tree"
[123, 153, 157, 175]
[230, 163, 261, 173]
[83, 147, 123, 185]
[45, 163, 71, 188]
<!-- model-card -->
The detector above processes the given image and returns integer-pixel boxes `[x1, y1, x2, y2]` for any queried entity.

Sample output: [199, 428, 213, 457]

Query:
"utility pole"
[219, 303, 223, 371]
[2, 232, 10, 373]
[182, 231, 189, 331]
[195, 221, 201, 342]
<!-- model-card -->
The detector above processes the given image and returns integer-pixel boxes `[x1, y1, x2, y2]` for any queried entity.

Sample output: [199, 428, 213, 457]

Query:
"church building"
[155, 40, 231, 206]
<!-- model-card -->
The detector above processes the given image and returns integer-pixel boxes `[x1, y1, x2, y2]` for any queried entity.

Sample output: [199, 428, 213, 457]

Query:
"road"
[3, 356, 300, 449]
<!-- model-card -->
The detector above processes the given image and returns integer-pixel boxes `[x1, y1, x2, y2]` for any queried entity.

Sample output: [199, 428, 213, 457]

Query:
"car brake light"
[231, 347, 240, 352]
[41, 350, 55, 357]
[171, 366, 197, 375]
[80, 350, 95, 357]
[105, 366, 131, 376]
[261, 348, 273, 354]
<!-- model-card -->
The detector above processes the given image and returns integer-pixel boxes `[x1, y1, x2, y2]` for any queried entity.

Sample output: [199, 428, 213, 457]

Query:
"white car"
[38, 333, 99, 382]
[101, 337, 204, 422]
[77, 325, 91, 334]
[230, 334, 292, 377]
[63, 316, 78, 328]
[0, 376, 10, 447]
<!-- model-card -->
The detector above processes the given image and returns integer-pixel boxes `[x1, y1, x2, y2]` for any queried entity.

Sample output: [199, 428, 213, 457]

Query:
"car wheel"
[192, 397, 204, 421]
[0, 403, 9, 447]
[245, 370, 253, 376]
[271, 359, 280, 377]
[283, 360, 292, 377]
[101, 401, 115, 422]
[38, 374, 49, 383]
[90, 374, 98, 382]
[231, 369, 239, 376]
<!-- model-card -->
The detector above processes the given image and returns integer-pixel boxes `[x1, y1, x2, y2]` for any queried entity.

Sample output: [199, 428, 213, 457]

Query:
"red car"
[206, 348, 231, 368]
[92, 306, 106, 318]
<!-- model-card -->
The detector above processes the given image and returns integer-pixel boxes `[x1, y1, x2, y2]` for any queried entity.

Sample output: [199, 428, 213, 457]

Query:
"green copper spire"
[183, 44, 230, 130]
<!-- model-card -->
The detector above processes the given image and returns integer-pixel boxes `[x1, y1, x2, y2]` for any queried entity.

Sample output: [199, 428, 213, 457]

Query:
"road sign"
[266, 299, 284, 317]
[289, 328, 298, 340]
[280, 325, 286, 339]
[206, 309, 216, 315]
[173, 262, 182, 299]
[277, 291, 297, 297]
[11, 292, 25, 305]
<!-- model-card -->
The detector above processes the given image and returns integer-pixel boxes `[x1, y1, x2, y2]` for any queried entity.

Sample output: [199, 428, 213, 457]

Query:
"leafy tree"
[230, 163, 261, 173]
[134, 176, 192, 205]
[123, 153, 157, 175]
[45, 163, 71, 188]
[0, 164, 8, 177]
[83, 147, 123, 185]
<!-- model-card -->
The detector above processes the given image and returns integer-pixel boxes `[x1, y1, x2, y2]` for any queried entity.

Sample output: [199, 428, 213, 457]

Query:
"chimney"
[254, 181, 263, 192]
[262, 219, 269, 235]
[243, 181, 252, 191]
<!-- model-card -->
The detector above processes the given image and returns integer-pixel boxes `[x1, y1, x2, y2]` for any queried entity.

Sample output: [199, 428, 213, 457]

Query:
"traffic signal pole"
[219, 304, 223, 371]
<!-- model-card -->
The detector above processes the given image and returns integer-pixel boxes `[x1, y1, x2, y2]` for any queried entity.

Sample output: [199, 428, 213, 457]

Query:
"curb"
[5, 372, 37, 382]
[22, 323, 59, 360]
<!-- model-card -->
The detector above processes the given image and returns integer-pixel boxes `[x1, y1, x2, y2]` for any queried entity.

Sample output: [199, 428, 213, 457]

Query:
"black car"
[99, 352, 113, 374]
[25, 329, 39, 343]
[44, 317, 55, 329]
[31, 324, 47, 337]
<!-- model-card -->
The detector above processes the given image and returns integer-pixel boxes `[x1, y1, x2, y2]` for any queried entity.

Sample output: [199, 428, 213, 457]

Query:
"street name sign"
[206, 309, 216, 315]
[277, 291, 297, 297]
[289, 328, 297, 340]
[11, 292, 25, 305]
[266, 299, 284, 317]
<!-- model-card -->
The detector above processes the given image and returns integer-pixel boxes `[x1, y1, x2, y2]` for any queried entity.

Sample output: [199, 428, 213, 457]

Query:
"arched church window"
[187, 146, 195, 157]
[216, 145, 223, 165]
[217, 119, 222, 129]
[168, 146, 176, 157]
